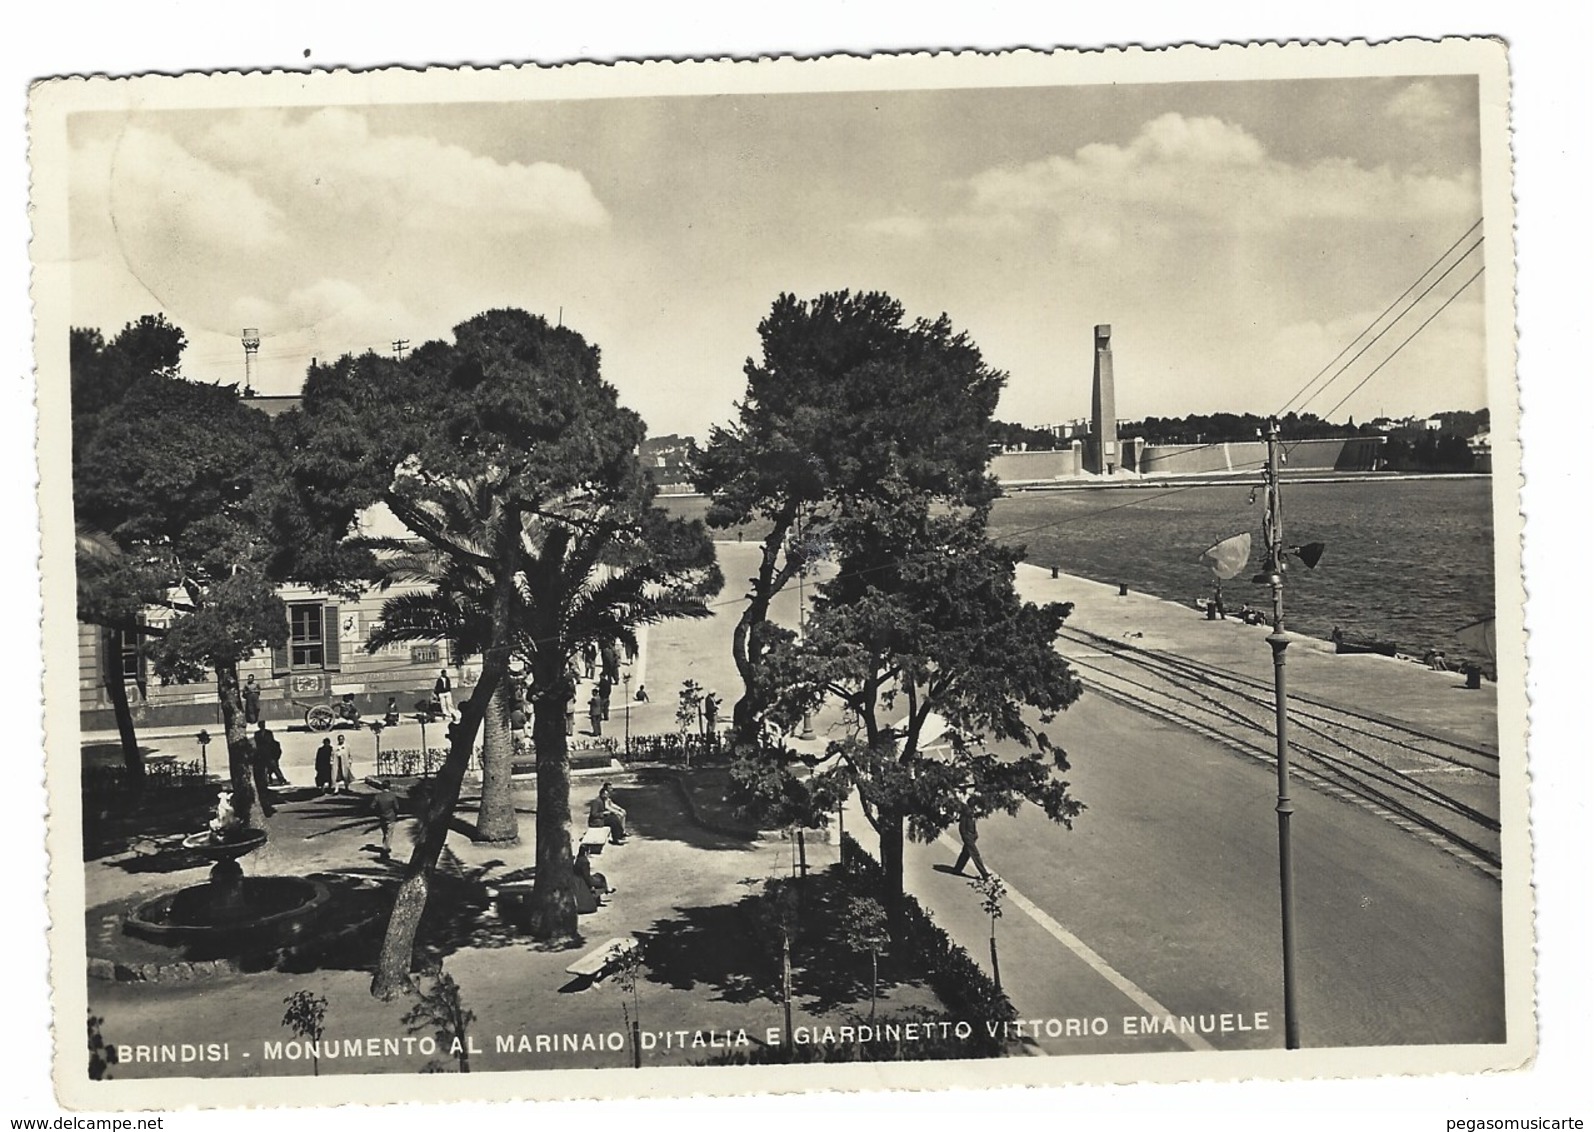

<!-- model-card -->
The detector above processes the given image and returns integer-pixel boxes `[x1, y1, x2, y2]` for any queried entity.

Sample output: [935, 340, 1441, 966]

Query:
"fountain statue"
[123, 789, 328, 957]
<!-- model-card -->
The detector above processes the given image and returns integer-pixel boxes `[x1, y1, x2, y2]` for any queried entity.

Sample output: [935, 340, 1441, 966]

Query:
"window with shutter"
[322, 603, 342, 670]
[287, 602, 325, 670]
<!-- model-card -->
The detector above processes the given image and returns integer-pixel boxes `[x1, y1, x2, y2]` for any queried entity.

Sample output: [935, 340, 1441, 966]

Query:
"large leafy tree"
[71, 317, 190, 788]
[692, 291, 1001, 743]
[71, 318, 362, 824]
[765, 504, 1086, 901]
[294, 309, 719, 992]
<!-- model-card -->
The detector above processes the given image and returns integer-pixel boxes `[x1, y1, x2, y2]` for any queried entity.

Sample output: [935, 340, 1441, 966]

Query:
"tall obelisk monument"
[1090, 323, 1118, 475]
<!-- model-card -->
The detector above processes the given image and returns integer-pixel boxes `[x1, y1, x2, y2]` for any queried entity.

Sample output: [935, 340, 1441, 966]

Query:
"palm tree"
[365, 480, 721, 944]
[75, 526, 150, 790]
[510, 501, 720, 941]
[365, 542, 522, 846]
[368, 482, 526, 998]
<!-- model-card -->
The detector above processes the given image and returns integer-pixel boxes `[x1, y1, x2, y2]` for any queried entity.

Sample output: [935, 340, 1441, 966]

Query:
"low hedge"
[840, 834, 1017, 1053]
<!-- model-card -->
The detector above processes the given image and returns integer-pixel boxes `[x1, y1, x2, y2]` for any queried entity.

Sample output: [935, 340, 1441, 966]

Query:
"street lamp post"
[1262, 418, 1302, 1050]
[623, 671, 632, 758]
[796, 523, 815, 742]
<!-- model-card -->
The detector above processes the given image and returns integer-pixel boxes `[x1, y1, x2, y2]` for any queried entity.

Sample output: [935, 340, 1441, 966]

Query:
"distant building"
[639, 433, 697, 495]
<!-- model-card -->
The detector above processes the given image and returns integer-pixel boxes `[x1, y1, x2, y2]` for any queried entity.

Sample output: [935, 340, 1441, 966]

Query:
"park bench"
[575, 826, 611, 854]
[564, 936, 639, 985]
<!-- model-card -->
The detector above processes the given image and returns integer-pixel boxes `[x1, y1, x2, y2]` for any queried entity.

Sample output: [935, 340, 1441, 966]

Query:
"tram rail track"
[1058, 625, 1502, 878]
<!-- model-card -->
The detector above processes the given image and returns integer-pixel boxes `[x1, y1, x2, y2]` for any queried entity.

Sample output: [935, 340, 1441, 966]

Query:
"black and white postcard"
[28, 40, 1529, 1109]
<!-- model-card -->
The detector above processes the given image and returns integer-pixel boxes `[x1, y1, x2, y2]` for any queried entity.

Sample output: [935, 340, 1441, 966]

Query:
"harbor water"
[664, 475, 1497, 668]
[988, 476, 1496, 665]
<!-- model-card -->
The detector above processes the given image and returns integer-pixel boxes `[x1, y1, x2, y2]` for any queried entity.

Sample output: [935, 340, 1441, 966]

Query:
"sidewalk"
[1014, 562, 1498, 752]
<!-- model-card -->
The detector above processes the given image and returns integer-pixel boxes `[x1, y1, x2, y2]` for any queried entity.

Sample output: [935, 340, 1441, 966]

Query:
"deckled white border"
[12, 19, 1579, 1124]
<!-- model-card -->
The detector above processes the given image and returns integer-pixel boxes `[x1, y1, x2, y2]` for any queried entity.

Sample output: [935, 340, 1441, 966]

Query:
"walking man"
[370, 780, 400, 859]
[588, 687, 604, 737]
[256, 721, 287, 785]
[952, 798, 990, 879]
[434, 669, 457, 722]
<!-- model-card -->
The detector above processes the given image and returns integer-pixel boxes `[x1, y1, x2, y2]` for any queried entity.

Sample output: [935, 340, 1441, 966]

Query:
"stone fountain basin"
[123, 876, 332, 950]
[180, 827, 268, 862]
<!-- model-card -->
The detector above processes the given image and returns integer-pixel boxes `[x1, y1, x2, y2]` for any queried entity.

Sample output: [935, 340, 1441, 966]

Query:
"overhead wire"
[1276, 218, 1483, 417]
[708, 218, 1493, 613]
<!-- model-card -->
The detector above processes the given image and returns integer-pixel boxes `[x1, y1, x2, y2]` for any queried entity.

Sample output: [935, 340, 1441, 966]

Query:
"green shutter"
[272, 611, 290, 676]
[323, 604, 342, 671]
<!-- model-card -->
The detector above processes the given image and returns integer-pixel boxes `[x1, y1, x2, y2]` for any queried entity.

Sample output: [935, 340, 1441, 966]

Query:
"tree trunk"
[878, 806, 906, 904]
[729, 597, 769, 746]
[99, 626, 143, 790]
[729, 506, 797, 746]
[525, 673, 578, 941]
[474, 680, 518, 844]
[371, 675, 498, 999]
[372, 870, 431, 999]
[781, 931, 794, 1046]
[215, 661, 266, 826]
[373, 502, 525, 997]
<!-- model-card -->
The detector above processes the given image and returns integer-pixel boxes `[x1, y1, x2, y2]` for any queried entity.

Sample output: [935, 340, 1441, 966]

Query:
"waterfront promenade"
[796, 548, 1508, 1053]
[78, 542, 1510, 1069]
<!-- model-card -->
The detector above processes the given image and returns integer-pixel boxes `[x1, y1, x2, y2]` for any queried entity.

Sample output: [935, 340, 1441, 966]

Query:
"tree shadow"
[637, 865, 926, 1016]
[612, 770, 756, 851]
[82, 784, 220, 861]
[107, 838, 212, 875]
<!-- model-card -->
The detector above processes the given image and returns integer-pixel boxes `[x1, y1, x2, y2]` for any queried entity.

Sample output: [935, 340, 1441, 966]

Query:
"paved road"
[889, 687, 1506, 1054]
[813, 550, 1507, 1053]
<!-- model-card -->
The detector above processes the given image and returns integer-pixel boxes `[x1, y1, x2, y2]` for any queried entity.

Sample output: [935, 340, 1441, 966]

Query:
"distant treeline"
[991, 409, 1489, 472]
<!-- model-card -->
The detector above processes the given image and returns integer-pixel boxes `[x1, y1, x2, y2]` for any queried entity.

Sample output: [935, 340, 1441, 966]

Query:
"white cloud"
[68, 108, 611, 344]
[1386, 81, 1453, 128]
[964, 112, 1476, 240]
[228, 278, 417, 349]
[188, 108, 609, 234]
[1260, 293, 1487, 419]
[103, 126, 288, 256]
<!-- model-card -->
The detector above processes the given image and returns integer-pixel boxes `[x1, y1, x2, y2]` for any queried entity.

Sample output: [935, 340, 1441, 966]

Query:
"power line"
[1316, 266, 1486, 425]
[1277, 219, 1483, 419]
[1292, 235, 1485, 423]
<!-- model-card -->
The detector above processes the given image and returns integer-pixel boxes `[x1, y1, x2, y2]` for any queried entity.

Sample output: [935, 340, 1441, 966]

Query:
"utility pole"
[1262, 417, 1301, 1050]
[795, 515, 815, 742]
[392, 339, 409, 361]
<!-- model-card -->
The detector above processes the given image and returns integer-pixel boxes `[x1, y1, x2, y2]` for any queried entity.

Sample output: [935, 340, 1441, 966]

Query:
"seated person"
[597, 782, 626, 828]
[572, 843, 613, 914]
[587, 787, 626, 844]
[634, 683, 649, 703]
[335, 693, 362, 726]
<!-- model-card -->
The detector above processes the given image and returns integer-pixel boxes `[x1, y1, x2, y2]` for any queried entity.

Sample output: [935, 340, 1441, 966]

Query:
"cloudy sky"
[65, 74, 1485, 438]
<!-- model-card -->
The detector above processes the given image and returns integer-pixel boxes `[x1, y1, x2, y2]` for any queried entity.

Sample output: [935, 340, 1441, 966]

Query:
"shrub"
[840, 834, 1017, 1052]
